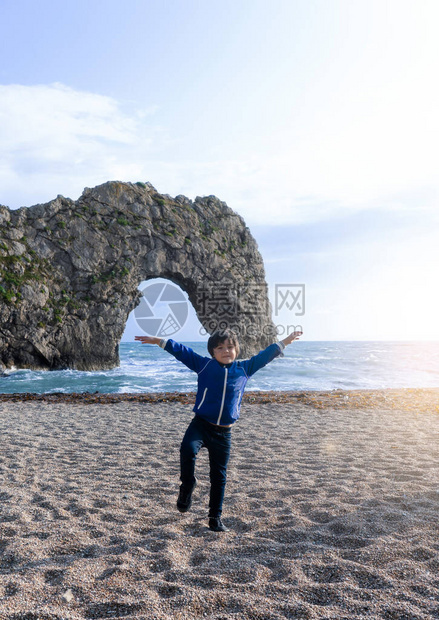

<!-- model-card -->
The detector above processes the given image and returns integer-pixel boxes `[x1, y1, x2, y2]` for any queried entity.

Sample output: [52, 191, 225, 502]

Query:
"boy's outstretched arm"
[135, 336, 161, 345]
[242, 330, 303, 377]
[280, 330, 302, 347]
[135, 335, 207, 373]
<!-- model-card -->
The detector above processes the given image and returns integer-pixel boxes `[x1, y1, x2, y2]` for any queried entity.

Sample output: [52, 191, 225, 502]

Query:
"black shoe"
[177, 478, 197, 513]
[209, 517, 229, 532]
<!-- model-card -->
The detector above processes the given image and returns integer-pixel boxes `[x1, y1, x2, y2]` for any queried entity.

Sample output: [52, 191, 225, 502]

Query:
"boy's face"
[213, 338, 237, 364]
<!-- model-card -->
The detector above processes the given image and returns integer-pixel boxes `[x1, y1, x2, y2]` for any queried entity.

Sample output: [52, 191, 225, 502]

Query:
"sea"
[1, 341, 439, 394]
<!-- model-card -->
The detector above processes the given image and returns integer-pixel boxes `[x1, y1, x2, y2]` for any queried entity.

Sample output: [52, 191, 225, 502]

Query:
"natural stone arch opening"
[123, 277, 205, 343]
[0, 181, 276, 371]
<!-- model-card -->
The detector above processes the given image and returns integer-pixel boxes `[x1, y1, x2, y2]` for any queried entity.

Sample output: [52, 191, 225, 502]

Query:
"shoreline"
[0, 387, 438, 411]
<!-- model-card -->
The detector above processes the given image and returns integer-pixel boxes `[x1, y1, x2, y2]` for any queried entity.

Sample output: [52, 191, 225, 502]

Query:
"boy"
[135, 329, 302, 532]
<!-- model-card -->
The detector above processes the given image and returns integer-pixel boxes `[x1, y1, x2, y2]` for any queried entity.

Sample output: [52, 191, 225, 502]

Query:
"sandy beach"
[0, 389, 438, 619]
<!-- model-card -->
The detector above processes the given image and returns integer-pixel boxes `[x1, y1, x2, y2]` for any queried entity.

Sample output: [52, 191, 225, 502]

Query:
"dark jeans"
[180, 415, 232, 519]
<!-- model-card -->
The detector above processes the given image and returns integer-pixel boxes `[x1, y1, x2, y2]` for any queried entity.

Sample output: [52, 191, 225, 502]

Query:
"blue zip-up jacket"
[160, 339, 285, 426]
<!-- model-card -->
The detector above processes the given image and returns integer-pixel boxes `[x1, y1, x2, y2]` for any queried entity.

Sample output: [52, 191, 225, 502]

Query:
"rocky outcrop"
[0, 182, 276, 371]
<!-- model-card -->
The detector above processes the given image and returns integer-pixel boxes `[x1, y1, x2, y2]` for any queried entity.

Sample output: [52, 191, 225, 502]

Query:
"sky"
[1, 0, 438, 341]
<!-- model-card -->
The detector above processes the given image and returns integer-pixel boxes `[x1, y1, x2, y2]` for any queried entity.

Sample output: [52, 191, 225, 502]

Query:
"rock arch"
[0, 181, 276, 371]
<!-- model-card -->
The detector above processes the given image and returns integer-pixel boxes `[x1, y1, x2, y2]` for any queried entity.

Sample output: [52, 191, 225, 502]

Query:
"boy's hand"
[281, 331, 303, 346]
[135, 336, 161, 345]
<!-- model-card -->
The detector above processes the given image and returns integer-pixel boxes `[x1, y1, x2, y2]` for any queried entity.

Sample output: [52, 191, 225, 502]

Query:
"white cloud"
[1, 75, 438, 229]
[0, 83, 158, 207]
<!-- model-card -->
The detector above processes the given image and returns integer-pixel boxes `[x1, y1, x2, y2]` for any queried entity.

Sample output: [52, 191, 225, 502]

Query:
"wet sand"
[0, 389, 438, 619]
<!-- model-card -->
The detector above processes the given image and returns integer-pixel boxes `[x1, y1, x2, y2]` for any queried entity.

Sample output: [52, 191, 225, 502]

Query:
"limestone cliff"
[0, 181, 276, 371]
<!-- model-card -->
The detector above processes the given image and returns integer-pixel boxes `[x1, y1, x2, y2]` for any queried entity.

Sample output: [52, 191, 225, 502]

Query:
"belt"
[196, 415, 232, 430]
[209, 422, 232, 429]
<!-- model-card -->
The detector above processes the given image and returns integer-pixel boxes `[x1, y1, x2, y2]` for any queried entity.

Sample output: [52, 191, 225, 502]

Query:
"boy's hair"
[207, 330, 240, 358]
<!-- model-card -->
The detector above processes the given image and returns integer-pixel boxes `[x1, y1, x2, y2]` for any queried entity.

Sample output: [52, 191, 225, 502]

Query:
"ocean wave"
[1, 341, 438, 393]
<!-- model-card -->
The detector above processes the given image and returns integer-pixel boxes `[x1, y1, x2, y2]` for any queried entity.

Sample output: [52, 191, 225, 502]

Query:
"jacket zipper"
[236, 389, 243, 414]
[197, 387, 208, 410]
[216, 367, 228, 425]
